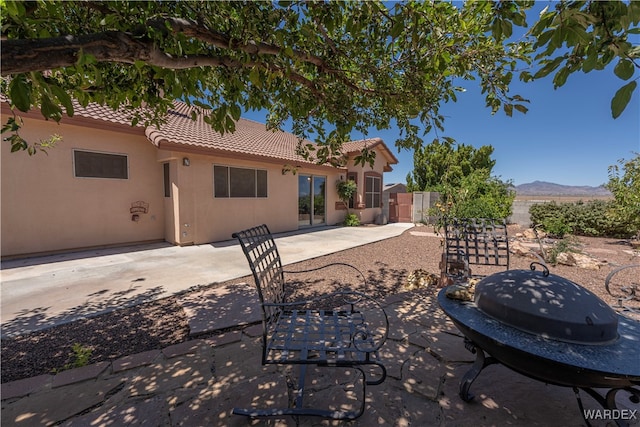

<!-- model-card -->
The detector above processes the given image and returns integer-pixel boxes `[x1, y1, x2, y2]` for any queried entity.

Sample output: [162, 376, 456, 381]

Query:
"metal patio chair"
[231, 224, 389, 420]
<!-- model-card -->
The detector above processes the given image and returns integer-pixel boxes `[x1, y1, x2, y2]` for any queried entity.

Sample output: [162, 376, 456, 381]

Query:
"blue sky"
[244, 62, 639, 188]
[244, 3, 639, 188]
[379, 66, 639, 187]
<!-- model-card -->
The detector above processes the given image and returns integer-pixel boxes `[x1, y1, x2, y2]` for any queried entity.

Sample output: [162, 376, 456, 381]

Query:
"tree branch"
[1, 31, 325, 100]
[150, 16, 327, 68]
[1, 32, 152, 75]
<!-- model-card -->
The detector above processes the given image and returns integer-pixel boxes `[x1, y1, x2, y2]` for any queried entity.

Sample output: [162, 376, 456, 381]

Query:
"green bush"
[543, 217, 572, 238]
[343, 213, 360, 227]
[529, 200, 634, 238]
[546, 236, 582, 265]
[429, 170, 515, 226]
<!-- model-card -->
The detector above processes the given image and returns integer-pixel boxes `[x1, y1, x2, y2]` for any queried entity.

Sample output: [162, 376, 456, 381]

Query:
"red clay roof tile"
[2, 96, 397, 167]
[146, 101, 320, 165]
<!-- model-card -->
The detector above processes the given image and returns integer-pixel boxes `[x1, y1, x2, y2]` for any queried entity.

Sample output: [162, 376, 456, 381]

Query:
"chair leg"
[233, 365, 367, 420]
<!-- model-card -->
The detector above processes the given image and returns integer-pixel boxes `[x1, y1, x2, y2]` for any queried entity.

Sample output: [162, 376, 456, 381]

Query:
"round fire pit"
[474, 264, 619, 344]
[437, 264, 640, 394]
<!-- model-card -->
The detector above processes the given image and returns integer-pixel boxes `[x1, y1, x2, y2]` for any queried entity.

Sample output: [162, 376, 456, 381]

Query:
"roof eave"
[155, 140, 347, 172]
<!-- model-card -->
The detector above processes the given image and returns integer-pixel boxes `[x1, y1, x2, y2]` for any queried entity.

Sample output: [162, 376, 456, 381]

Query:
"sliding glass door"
[298, 175, 326, 227]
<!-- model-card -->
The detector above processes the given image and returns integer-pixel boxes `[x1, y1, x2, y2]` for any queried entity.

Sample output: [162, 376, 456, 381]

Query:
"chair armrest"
[264, 290, 389, 353]
[605, 264, 640, 315]
[605, 264, 640, 294]
[283, 262, 367, 291]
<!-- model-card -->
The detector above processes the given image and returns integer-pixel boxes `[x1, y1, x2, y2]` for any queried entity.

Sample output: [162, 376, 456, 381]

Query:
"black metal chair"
[231, 224, 388, 420]
[440, 217, 510, 285]
[605, 264, 640, 317]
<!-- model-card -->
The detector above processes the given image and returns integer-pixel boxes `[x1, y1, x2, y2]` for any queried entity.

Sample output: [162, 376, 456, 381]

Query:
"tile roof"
[146, 101, 318, 165]
[0, 93, 146, 128]
[342, 137, 399, 165]
[2, 96, 397, 168]
[68, 100, 147, 127]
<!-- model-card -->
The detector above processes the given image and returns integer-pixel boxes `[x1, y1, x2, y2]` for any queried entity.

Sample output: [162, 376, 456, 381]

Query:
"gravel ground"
[2, 225, 638, 384]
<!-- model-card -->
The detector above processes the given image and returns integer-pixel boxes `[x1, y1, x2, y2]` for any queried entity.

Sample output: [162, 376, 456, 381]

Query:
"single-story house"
[1, 100, 398, 257]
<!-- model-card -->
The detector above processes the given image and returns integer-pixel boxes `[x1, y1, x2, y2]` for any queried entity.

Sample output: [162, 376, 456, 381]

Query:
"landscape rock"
[405, 269, 439, 290]
[510, 241, 536, 258]
[556, 252, 603, 270]
[522, 228, 546, 240]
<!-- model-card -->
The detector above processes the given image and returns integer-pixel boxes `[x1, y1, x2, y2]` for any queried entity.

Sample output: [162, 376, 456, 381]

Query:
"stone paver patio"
[1, 288, 616, 427]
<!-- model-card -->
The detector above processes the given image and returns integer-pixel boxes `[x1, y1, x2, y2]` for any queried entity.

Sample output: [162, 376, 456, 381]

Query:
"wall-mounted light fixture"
[182, 157, 190, 166]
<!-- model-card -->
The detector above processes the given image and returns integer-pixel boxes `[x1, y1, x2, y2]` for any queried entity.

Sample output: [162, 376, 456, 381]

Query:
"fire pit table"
[438, 263, 640, 426]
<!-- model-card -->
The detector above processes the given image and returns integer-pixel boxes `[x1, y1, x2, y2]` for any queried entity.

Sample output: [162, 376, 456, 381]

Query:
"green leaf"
[582, 49, 598, 73]
[40, 94, 62, 121]
[514, 104, 529, 114]
[229, 103, 241, 121]
[491, 19, 502, 40]
[534, 30, 554, 48]
[249, 67, 261, 87]
[193, 99, 211, 110]
[9, 74, 32, 112]
[50, 85, 74, 117]
[614, 59, 635, 81]
[553, 67, 570, 88]
[611, 81, 637, 119]
[519, 71, 533, 82]
[530, 10, 553, 36]
[501, 19, 513, 39]
[534, 57, 564, 79]
[390, 18, 404, 38]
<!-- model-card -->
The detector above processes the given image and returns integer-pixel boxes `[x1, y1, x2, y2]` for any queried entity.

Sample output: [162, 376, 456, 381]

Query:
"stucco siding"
[177, 154, 344, 243]
[1, 117, 165, 256]
[345, 154, 389, 223]
[1, 106, 395, 256]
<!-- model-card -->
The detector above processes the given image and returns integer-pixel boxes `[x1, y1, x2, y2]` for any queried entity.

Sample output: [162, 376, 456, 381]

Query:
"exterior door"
[298, 175, 326, 226]
[389, 193, 413, 223]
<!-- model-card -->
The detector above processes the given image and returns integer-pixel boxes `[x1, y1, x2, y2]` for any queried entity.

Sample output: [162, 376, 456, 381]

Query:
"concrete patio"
[1, 223, 414, 337]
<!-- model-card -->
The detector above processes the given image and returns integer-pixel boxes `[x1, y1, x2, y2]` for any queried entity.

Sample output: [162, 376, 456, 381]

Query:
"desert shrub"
[529, 200, 634, 238]
[544, 217, 573, 238]
[343, 213, 360, 227]
[606, 154, 640, 239]
[546, 235, 582, 265]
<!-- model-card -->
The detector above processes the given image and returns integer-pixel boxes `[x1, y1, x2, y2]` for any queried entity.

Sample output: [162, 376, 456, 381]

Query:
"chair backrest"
[232, 224, 286, 310]
[443, 218, 509, 272]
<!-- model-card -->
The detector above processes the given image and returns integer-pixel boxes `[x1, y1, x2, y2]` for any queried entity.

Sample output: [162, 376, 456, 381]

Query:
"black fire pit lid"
[474, 264, 619, 344]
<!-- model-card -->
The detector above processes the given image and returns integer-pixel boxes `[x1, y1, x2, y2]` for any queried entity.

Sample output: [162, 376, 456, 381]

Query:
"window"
[214, 165, 267, 198]
[74, 150, 128, 179]
[347, 172, 358, 209]
[365, 174, 381, 208]
[163, 163, 171, 197]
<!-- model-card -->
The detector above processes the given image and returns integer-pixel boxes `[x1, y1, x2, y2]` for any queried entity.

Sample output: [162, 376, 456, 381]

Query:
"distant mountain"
[515, 181, 612, 196]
